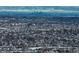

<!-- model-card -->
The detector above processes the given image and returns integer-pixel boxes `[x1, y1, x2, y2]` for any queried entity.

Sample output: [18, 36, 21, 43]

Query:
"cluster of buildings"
[0, 17, 79, 52]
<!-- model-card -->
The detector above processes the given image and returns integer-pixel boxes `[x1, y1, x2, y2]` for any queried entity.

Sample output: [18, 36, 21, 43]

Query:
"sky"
[0, 6, 79, 16]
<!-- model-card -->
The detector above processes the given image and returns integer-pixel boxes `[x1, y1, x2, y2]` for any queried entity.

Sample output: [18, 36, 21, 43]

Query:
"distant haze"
[0, 6, 79, 16]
